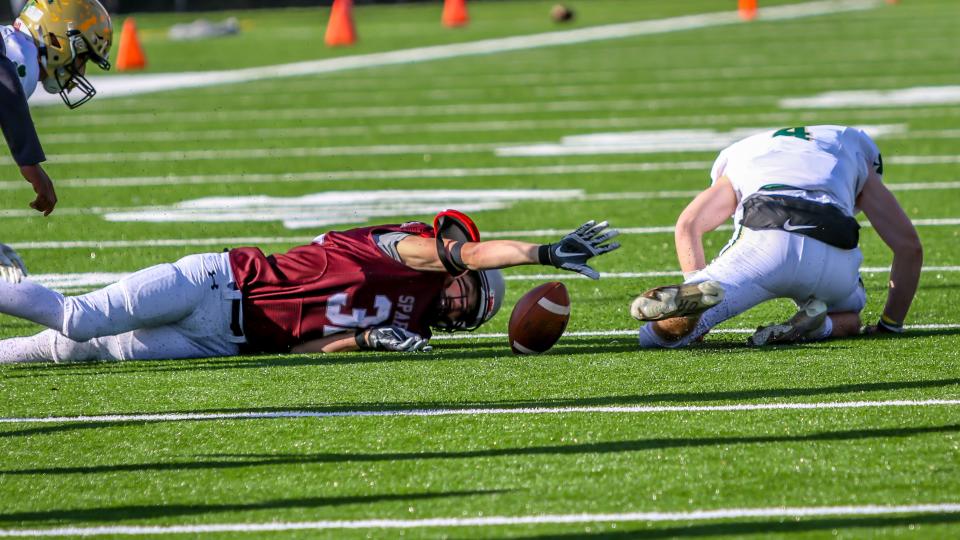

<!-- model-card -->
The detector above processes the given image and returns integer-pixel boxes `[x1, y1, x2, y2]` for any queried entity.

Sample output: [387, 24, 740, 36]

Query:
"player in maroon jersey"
[0, 214, 619, 362]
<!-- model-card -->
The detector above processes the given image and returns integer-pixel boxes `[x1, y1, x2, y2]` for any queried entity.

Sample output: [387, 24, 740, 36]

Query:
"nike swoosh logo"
[554, 246, 584, 258]
[783, 220, 817, 232]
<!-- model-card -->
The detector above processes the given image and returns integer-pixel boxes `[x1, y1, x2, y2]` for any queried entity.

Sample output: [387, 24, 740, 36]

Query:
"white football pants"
[639, 228, 866, 348]
[0, 252, 242, 363]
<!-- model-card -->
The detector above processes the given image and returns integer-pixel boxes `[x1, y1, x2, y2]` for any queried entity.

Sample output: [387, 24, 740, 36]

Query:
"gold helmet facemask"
[15, 0, 113, 108]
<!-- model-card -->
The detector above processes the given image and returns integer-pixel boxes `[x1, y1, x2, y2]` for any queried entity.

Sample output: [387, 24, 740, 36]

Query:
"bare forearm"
[675, 228, 706, 274]
[883, 251, 923, 323]
[460, 240, 540, 270]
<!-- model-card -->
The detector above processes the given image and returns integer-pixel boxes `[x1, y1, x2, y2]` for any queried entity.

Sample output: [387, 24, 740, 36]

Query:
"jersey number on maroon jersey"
[324, 293, 392, 335]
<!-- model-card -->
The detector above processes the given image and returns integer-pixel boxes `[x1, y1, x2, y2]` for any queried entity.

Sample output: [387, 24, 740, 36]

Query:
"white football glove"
[0, 243, 27, 284]
[539, 220, 621, 280]
[356, 326, 433, 353]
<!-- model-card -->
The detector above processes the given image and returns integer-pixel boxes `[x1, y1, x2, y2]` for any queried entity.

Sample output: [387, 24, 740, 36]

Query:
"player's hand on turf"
[358, 326, 433, 352]
[0, 243, 28, 284]
[540, 220, 620, 280]
[21, 165, 58, 216]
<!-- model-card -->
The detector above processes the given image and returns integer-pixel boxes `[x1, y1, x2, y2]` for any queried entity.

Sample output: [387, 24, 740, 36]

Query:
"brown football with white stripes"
[508, 282, 570, 355]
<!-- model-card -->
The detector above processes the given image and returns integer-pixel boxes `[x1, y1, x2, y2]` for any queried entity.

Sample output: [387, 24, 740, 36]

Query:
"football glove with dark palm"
[356, 326, 433, 352]
[539, 220, 620, 279]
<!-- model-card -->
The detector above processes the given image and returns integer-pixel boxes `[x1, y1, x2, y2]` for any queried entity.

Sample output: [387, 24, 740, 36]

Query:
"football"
[508, 282, 571, 355]
[550, 4, 575, 23]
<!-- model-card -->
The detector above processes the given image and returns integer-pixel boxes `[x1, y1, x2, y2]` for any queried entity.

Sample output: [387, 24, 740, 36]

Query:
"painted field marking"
[28, 0, 881, 107]
[782, 85, 960, 109]
[105, 58, 948, 100]
[97, 189, 584, 230]
[6, 136, 960, 164]
[33, 103, 960, 135]
[39, 97, 777, 134]
[1, 504, 960, 536]
[4, 182, 958, 221]
[496, 125, 906, 157]
[16, 266, 960, 293]
[2, 399, 960, 426]
[431, 324, 960, 341]
[0, 163, 712, 190]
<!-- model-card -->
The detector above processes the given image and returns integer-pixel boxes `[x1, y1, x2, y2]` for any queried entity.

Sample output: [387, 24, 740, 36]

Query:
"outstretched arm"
[674, 176, 738, 275]
[858, 173, 923, 332]
[396, 220, 620, 279]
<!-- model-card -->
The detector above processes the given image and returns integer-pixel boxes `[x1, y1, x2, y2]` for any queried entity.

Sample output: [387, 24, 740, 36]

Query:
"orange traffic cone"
[442, 0, 469, 27]
[116, 17, 146, 71]
[325, 0, 356, 47]
[738, 0, 758, 20]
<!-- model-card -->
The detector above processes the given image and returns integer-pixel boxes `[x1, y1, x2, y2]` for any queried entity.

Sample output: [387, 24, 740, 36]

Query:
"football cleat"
[630, 280, 724, 321]
[747, 298, 828, 347]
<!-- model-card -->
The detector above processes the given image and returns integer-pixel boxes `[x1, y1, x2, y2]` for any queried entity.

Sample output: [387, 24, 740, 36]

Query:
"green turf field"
[2, 0, 960, 537]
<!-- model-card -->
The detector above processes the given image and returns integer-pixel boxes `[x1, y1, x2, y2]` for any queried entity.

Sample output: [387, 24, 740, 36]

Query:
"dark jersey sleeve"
[0, 51, 45, 166]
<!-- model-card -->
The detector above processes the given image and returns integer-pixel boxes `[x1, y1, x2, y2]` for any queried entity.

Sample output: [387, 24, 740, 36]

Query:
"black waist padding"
[741, 193, 860, 250]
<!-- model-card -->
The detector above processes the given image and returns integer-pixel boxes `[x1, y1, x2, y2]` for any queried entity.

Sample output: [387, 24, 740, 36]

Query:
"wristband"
[538, 244, 552, 265]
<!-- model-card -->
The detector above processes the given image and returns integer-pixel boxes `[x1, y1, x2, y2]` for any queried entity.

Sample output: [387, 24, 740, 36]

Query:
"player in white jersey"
[0, 0, 113, 283]
[631, 125, 923, 347]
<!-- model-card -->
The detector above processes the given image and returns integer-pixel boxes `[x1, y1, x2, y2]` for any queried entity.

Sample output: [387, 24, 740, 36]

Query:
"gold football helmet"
[15, 0, 113, 108]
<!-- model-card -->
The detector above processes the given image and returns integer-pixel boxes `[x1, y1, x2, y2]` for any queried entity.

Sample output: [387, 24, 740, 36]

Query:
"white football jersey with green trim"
[710, 125, 882, 219]
[1, 24, 39, 99]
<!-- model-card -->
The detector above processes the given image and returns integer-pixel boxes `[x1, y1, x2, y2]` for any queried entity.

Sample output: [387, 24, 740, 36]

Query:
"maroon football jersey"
[229, 223, 447, 353]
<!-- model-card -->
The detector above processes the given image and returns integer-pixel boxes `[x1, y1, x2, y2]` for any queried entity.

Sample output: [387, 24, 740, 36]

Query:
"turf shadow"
[13, 325, 952, 378]
[4, 376, 958, 440]
[508, 513, 960, 539]
[0, 489, 507, 525]
[174, 375, 960, 414]
[3, 423, 956, 476]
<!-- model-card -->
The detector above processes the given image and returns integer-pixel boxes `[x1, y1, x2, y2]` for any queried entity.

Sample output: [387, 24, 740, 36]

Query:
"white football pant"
[0, 252, 241, 363]
[639, 229, 866, 348]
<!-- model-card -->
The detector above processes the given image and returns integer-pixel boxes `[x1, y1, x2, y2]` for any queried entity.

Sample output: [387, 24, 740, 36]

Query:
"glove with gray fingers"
[538, 220, 621, 280]
[356, 326, 433, 352]
[0, 243, 27, 284]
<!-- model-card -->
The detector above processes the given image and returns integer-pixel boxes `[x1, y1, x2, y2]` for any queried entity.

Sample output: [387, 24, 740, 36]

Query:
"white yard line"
[37, 122, 960, 146]
[4, 139, 958, 164]
[28, 0, 882, 107]
[0, 168, 956, 193]
[432, 323, 960, 340]
[1, 504, 960, 536]
[2, 399, 960, 426]
[32, 105, 960, 136]
[0, 163, 713, 190]
[15, 264, 960, 292]
[38, 97, 777, 135]
[3, 184, 957, 221]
